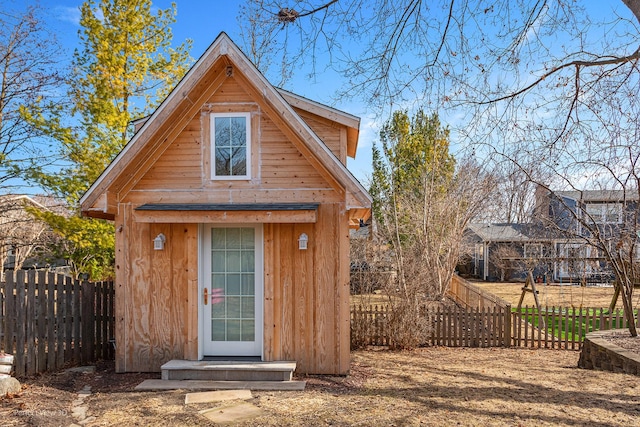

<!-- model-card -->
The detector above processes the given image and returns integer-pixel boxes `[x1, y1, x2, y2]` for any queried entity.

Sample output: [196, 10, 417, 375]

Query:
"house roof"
[467, 223, 531, 242]
[79, 32, 372, 217]
[555, 189, 639, 203]
[467, 223, 565, 243]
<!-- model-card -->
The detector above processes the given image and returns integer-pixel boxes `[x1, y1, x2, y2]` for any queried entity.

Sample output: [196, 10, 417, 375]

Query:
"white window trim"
[210, 112, 251, 180]
[585, 202, 622, 224]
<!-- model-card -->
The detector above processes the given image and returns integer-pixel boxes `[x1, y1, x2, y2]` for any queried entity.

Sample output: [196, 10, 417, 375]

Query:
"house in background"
[0, 195, 68, 277]
[462, 188, 638, 283]
[79, 33, 371, 375]
[461, 223, 556, 282]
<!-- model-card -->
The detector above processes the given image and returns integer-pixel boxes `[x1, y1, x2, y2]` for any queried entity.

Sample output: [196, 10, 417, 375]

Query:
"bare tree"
[239, 2, 640, 113]
[509, 85, 640, 335]
[370, 110, 495, 347]
[0, 4, 64, 191]
[489, 244, 522, 282]
[0, 195, 57, 279]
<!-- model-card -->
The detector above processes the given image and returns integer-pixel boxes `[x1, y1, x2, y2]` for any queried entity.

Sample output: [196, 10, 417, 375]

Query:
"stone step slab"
[135, 379, 306, 391]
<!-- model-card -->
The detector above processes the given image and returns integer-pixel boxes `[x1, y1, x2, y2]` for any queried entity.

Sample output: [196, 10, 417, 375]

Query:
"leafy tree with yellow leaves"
[23, 0, 192, 279]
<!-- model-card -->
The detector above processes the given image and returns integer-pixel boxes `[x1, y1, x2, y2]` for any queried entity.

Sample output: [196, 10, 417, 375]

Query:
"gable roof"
[79, 32, 371, 216]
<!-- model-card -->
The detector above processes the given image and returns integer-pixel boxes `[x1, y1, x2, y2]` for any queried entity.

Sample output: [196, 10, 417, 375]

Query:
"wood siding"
[263, 203, 350, 374]
[115, 203, 350, 374]
[133, 77, 334, 196]
[115, 204, 198, 372]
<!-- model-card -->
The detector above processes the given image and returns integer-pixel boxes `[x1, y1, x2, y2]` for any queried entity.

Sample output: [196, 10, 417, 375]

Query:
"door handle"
[203, 287, 208, 305]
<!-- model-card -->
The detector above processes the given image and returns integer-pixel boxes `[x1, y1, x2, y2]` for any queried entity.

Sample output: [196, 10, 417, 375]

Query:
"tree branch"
[479, 46, 640, 105]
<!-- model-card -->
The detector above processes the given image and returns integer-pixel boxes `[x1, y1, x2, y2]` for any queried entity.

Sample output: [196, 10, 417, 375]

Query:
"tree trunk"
[622, 0, 640, 24]
[617, 278, 637, 336]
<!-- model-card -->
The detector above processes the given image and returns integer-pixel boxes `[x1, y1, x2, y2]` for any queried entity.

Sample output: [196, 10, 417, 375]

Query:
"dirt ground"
[472, 281, 631, 309]
[2, 348, 639, 426]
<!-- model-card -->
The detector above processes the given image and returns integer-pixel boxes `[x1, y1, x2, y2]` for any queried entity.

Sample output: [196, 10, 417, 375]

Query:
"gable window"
[211, 113, 251, 179]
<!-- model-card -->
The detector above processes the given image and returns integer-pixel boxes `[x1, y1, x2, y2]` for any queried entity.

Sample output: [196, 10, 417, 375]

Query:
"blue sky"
[36, 0, 377, 185]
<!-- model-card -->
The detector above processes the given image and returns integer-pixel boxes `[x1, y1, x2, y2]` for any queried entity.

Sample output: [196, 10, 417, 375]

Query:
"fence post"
[504, 304, 512, 347]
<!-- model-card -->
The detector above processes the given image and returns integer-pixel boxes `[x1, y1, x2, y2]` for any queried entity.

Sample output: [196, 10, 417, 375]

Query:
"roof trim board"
[135, 203, 320, 211]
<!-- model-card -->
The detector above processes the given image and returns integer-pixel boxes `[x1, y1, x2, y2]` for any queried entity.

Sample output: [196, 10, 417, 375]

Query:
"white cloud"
[54, 6, 81, 25]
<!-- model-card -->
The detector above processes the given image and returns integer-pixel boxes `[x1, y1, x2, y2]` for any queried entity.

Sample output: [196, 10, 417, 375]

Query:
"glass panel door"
[203, 225, 262, 356]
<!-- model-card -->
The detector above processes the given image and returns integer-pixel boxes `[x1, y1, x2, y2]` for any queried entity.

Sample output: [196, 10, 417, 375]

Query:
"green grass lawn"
[515, 307, 634, 341]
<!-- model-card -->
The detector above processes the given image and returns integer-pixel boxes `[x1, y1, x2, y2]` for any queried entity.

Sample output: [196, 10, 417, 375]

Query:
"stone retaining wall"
[578, 330, 640, 376]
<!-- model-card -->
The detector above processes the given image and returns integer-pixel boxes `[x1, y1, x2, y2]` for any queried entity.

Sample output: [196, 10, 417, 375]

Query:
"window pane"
[227, 320, 241, 341]
[242, 320, 255, 341]
[212, 274, 225, 289]
[211, 299, 225, 318]
[242, 297, 255, 318]
[212, 252, 226, 272]
[605, 204, 620, 222]
[227, 297, 241, 318]
[241, 274, 254, 294]
[241, 228, 254, 249]
[211, 229, 226, 249]
[227, 251, 241, 272]
[230, 149, 246, 176]
[230, 117, 246, 147]
[215, 147, 231, 175]
[241, 252, 254, 273]
[227, 274, 241, 295]
[215, 117, 230, 145]
[226, 229, 241, 249]
[212, 320, 225, 341]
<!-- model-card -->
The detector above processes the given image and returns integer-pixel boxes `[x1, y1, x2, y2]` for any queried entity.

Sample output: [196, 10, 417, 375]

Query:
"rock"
[0, 376, 21, 396]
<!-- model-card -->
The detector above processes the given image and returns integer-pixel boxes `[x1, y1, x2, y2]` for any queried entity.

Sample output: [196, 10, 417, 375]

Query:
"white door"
[202, 225, 263, 356]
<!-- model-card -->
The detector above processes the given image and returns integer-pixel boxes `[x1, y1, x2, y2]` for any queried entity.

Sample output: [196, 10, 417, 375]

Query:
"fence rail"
[0, 270, 114, 378]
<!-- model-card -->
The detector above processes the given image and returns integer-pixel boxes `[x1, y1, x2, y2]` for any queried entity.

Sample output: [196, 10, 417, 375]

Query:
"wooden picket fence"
[350, 304, 634, 350]
[0, 270, 114, 378]
[351, 304, 511, 349]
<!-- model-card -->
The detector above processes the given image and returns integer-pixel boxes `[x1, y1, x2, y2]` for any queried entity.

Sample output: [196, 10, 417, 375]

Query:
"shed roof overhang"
[133, 203, 319, 224]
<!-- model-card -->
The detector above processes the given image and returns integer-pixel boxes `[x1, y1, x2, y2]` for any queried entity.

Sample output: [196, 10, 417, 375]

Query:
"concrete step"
[161, 360, 297, 382]
[135, 379, 306, 391]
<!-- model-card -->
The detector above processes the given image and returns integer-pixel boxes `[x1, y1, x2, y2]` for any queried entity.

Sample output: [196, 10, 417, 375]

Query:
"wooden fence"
[351, 304, 511, 349]
[449, 274, 511, 310]
[0, 270, 114, 378]
[352, 272, 635, 349]
[350, 304, 634, 350]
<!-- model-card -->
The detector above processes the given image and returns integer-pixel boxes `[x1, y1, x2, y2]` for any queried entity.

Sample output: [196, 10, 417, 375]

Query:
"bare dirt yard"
[2, 347, 639, 426]
[472, 281, 629, 309]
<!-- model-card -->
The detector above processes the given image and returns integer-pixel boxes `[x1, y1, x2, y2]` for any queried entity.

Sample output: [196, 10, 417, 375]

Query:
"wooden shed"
[79, 32, 371, 375]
